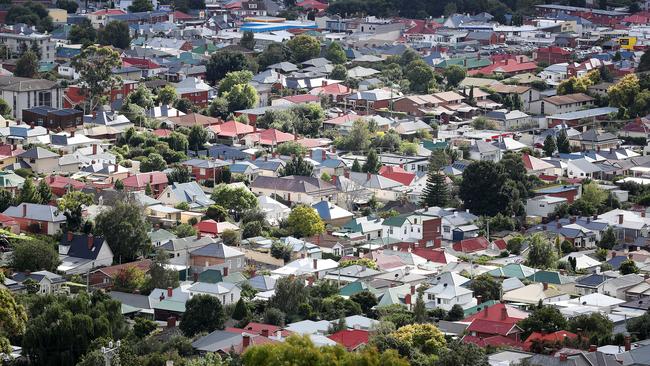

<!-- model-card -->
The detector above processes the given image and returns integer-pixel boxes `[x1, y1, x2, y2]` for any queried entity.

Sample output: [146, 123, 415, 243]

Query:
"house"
[503, 283, 569, 305]
[187, 282, 241, 306]
[312, 200, 353, 226]
[11, 271, 66, 295]
[173, 77, 212, 107]
[535, 46, 572, 64]
[189, 242, 246, 274]
[182, 158, 230, 183]
[533, 184, 581, 204]
[122, 172, 168, 195]
[327, 329, 369, 351]
[469, 140, 502, 162]
[570, 129, 619, 151]
[271, 258, 339, 279]
[462, 303, 528, 345]
[157, 182, 215, 210]
[0, 77, 64, 121]
[17, 147, 61, 174]
[324, 265, 382, 284]
[485, 109, 532, 131]
[88, 259, 152, 288]
[192, 330, 243, 353]
[528, 93, 595, 116]
[452, 236, 490, 253]
[526, 195, 568, 218]
[194, 219, 240, 238]
[57, 232, 114, 275]
[566, 158, 601, 179]
[3, 203, 66, 235]
[424, 271, 476, 310]
[523, 331, 578, 352]
[250, 176, 338, 205]
[381, 213, 443, 247]
[160, 235, 216, 264]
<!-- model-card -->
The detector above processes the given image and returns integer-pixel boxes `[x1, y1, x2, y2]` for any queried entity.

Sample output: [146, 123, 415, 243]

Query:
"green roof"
[198, 269, 223, 284]
[487, 264, 537, 280]
[154, 299, 186, 313]
[339, 281, 376, 297]
[0, 172, 24, 188]
[382, 214, 410, 227]
[526, 270, 572, 285]
[422, 140, 448, 151]
[149, 229, 177, 243]
[121, 304, 141, 315]
[368, 237, 403, 245]
[223, 272, 247, 284]
[463, 300, 499, 317]
[192, 44, 218, 54]
[436, 58, 491, 70]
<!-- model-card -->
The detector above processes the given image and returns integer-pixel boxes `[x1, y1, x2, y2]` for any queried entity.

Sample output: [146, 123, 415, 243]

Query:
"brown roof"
[168, 113, 220, 127]
[0, 76, 59, 92]
[93, 259, 152, 277]
[398, 94, 443, 105]
[543, 93, 594, 106]
[490, 83, 531, 94]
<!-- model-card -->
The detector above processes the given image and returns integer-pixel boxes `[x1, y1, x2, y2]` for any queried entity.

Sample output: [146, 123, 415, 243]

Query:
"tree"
[72, 45, 122, 113]
[56, 0, 78, 12]
[167, 165, 191, 185]
[19, 178, 40, 204]
[444, 65, 466, 88]
[335, 119, 372, 151]
[390, 323, 446, 356]
[218, 70, 253, 96]
[280, 154, 313, 177]
[206, 205, 229, 222]
[543, 135, 556, 157]
[459, 161, 507, 216]
[68, 18, 96, 45]
[270, 241, 293, 263]
[180, 294, 225, 336]
[291, 104, 325, 136]
[406, 60, 435, 93]
[445, 304, 465, 321]
[232, 298, 250, 321]
[582, 182, 607, 208]
[206, 51, 249, 84]
[146, 250, 179, 292]
[0, 98, 11, 118]
[15, 50, 38, 78]
[608, 74, 640, 118]
[287, 205, 325, 238]
[188, 125, 209, 152]
[568, 312, 612, 343]
[126, 84, 155, 110]
[363, 149, 381, 174]
[620, 259, 639, 275]
[0, 189, 14, 212]
[638, 51, 650, 72]
[35, 180, 52, 204]
[326, 42, 347, 64]
[174, 98, 196, 113]
[599, 227, 617, 249]
[627, 310, 650, 340]
[128, 0, 153, 11]
[556, 129, 571, 154]
[287, 34, 321, 63]
[225, 83, 258, 112]
[174, 223, 197, 238]
[263, 307, 286, 326]
[413, 293, 427, 323]
[113, 266, 146, 292]
[468, 274, 501, 301]
[57, 191, 93, 231]
[239, 30, 256, 50]
[0, 288, 27, 355]
[340, 257, 378, 270]
[421, 151, 449, 207]
[11, 239, 59, 272]
[212, 184, 258, 215]
[351, 159, 362, 172]
[330, 64, 347, 80]
[157, 85, 178, 106]
[518, 305, 568, 339]
[98, 20, 131, 49]
[94, 200, 151, 263]
[133, 317, 157, 338]
[526, 233, 558, 269]
[140, 153, 167, 172]
[435, 340, 489, 366]
[268, 276, 309, 319]
[350, 291, 378, 314]
[257, 43, 290, 69]
[207, 96, 230, 119]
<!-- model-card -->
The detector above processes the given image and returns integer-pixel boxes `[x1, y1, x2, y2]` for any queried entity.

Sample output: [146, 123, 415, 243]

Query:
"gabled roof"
[61, 233, 108, 260]
[190, 242, 244, 258]
[18, 147, 59, 159]
[453, 236, 489, 253]
[327, 329, 369, 351]
[4, 203, 66, 222]
[122, 172, 168, 188]
[378, 165, 416, 186]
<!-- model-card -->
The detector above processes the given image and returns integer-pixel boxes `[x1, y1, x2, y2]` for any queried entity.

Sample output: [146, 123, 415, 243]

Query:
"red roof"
[524, 331, 578, 351]
[469, 59, 537, 76]
[0, 144, 24, 157]
[152, 129, 173, 138]
[91, 9, 126, 15]
[225, 322, 292, 337]
[93, 259, 152, 277]
[0, 213, 18, 227]
[296, 0, 328, 11]
[122, 57, 161, 70]
[403, 18, 443, 35]
[296, 138, 330, 148]
[537, 46, 571, 56]
[378, 166, 416, 186]
[463, 303, 528, 323]
[493, 239, 507, 251]
[452, 236, 490, 253]
[224, 1, 242, 9]
[281, 94, 321, 104]
[466, 318, 520, 337]
[45, 175, 85, 191]
[122, 172, 168, 189]
[311, 83, 351, 96]
[463, 334, 523, 348]
[622, 13, 650, 24]
[327, 329, 369, 351]
[324, 114, 363, 126]
[195, 219, 220, 236]
[210, 120, 254, 137]
[64, 86, 87, 106]
[254, 128, 295, 145]
[410, 248, 451, 264]
[172, 10, 193, 20]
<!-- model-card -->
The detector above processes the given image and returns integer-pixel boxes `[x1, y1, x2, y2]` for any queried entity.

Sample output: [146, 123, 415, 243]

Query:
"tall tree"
[0, 288, 27, 355]
[19, 178, 40, 204]
[257, 43, 290, 69]
[71, 45, 122, 113]
[11, 240, 59, 272]
[98, 21, 131, 49]
[36, 179, 52, 204]
[326, 42, 347, 64]
[287, 34, 321, 63]
[444, 65, 466, 88]
[280, 155, 313, 177]
[57, 191, 93, 231]
[239, 30, 256, 50]
[217, 70, 253, 96]
[518, 305, 568, 339]
[157, 85, 178, 106]
[421, 151, 449, 207]
[188, 125, 208, 152]
[94, 200, 151, 263]
[145, 250, 180, 292]
[206, 51, 249, 85]
[525, 233, 558, 269]
[0, 189, 14, 212]
[362, 149, 381, 174]
[180, 295, 225, 336]
[406, 60, 435, 93]
[68, 18, 96, 45]
[459, 161, 506, 216]
[556, 129, 571, 154]
[543, 135, 556, 157]
[638, 51, 650, 72]
[128, 0, 153, 12]
[287, 205, 325, 238]
[15, 50, 38, 78]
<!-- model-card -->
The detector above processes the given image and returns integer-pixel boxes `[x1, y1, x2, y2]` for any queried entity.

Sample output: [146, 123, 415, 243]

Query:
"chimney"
[261, 329, 270, 337]
[307, 276, 314, 286]
[197, 231, 202, 240]
[476, 295, 482, 304]
[167, 316, 176, 328]
[167, 287, 173, 297]
[570, 216, 576, 224]
[619, 214, 624, 224]
[543, 282, 548, 290]
[67, 231, 73, 242]
[589, 344, 597, 352]
[322, 80, 328, 86]
[22, 203, 27, 217]
[87, 234, 94, 249]
[30, 123, 34, 129]
[92, 144, 97, 155]
[366, 172, 371, 181]
[556, 220, 561, 229]
[625, 335, 631, 351]
[611, 251, 617, 259]
[242, 335, 251, 349]
[222, 266, 229, 277]
[113, 163, 118, 173]
[149, 174, 153, 183]
[501, 307, 508, 320]
[628, 253, 634, 260]
[331, 175, 337, 185]
[559, 353, 568, 362]
[313, 258, 318, 269]
[484, 307, 489, 318]
[410, 285, 416, 295]
[70, 130, 75, 137]
[405, 293, 412, 305]
[11, 144, 16, 151]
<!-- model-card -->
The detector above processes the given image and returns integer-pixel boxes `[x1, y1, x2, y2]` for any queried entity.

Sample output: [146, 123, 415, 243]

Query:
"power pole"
[101, 340, 121, 366]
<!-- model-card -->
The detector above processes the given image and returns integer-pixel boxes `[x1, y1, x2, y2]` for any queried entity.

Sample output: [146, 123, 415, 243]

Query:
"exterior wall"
[180, 91, 209, 107]
[418, 217, 442, 248]
[0, 86, 64, 121]
[22, 109, 83, 130]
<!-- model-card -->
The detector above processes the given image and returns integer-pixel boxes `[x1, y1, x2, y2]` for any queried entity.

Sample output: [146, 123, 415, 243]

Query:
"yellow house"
[617, 37, 637, 50]
[48, 9, 68, 23]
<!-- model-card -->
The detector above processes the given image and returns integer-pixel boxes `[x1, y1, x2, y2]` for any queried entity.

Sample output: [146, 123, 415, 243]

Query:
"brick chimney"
[410, 285, 416, 294]
[261, 329, 270, 337]
[87, 234, 94, 249]
[70, 130, 75, 137]
[543, 282, 548, 290]
[619, 214, 624, 224]
[149, 174, 153, 183]
[559, 353, 568, 362]
[589, 344, 597, 352]
[167, 316, 176, 328]
[67, 231, 73, 242]
[501, 307, 508, 320]
[242, 334, 251, 349]
[197, 231, 202, 239]
[625, 335, 631, 351]
[92, 144, 97, 155]
[222, 267, 229, 277]
[476, 295, 482, 304]
[167, 287, 173, 297]
[405, 293, 411, 305]
[366, 172, 371, 181]
[313, 258, 318, 269]
[22, 203, 27, 217]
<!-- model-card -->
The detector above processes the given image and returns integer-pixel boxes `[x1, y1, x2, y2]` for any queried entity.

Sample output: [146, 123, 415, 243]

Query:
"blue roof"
[240, 21, 317, 33]
[607, 255, 627, 270]
[548, 107, 618, 121]
[576, 274, 609, 287]
[534, 185, 579, 194]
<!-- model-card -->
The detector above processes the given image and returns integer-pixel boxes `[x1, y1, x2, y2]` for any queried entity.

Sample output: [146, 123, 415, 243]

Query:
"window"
[38, 91, 52, 107]
[231, 293, 234, 302]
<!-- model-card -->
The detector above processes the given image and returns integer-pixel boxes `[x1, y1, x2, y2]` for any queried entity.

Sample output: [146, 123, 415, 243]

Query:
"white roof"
[559, 253, 601, 270]
[285, 320, 331, 335]
[271, 258, 339, 276]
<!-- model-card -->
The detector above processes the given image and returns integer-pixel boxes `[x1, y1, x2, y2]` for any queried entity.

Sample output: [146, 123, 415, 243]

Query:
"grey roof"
[302, 57, 331, 67]
[267, 61, 298, 72]
[0, 76, 59, 92]
[166, 182, 215, 207]
[187, 281, 237, 295]
[569, 158, 602, 174]
[192, 330, 242, 352]
[189, 243, 244, 258]
[12, 270, 65, 284]
[160, 236, 216, 252]
[248, 275, 276, 291]
[18, 147, 59, 159]
[3, 203, 66, 222]
[471, 140, 500, 153]
[250, 175, 337, 194]
[61, 233, 108, 260]
[526, 351, 619, 366]
[109, 291, 152, 310]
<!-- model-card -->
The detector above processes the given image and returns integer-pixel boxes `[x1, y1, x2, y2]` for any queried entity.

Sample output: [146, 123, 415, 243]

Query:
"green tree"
[224, 83, 258, 113]
[268, 276, 309, 320]
[280, 154, 313, 177]
[72, 45, 122, 113]
[0, 98, 11, 118]
[56, 0, 79, 13]
[206, 51, 250, 85]
[582, 182, 607, 208]
[173, 223, 197, 238]
[68, 18, 96, 45]
[207, 96, 229, 119]
[406, 60, 435, 93]
[218, 70, 253, 96]
[180, 294, 225, 336]
[556, 129, 571, 154]
[335, 119, 372, 151]
[326, 42, 347, 64]
[113, 266, 146, 292]
[257, 43, 290, 69]
[518, 305, 568, 339]
[94, 200, 151, 263]
[19, 178, 40, 204]
[543, 135, 556, 157]
[340, 257, 378, 270]
[98, 20, 131, 49]
[435, 340, 489, 366]
[350, 291, 378, 314]
[211, 184, 258, 213]
[469, 274, 501, 301]
[232, 298, 250, 321]
[363, 149, 381, 174]
[167, 165, 191, 184]
[11, 239, 59, 271]
[126, 84, 155, 110]
[627, 310, 650, 339]
[446, 304, 465, 321]
[638, 50, 650, 72]
[525, 233, 558, 269]
[57, 191, 93, 231]
[459, 161, 506, 216]
[133, 317, 157, 338]
[174, 98, 196, 113]
[608, 74, 640, 118]
[0, 189, 14, 212]
[239, 30, 256, 50]
[166, 132, 189, 152]
[568, 312, 612, 343]
[36, 179, 52, 204]
[206, 204, 229, 221]
[140, 153, 167, 172]
[351, 159, 362, 172]
[145, 250, 180, 292]
[270, 241, 293, 263]
[330, 64, 347, 80]
[599, 227, 617, 249]
[15, 50, 38, 78]
[157, 85, 178, 106]
[0, 288, 27, 354]
[413, 293, 428, 323]
[287, 205, 325, 237]
[263, 307, 285, 326]
[286, 35, 321, 63]
[620, 259, 639, 275]
[128, 0, 153, 11]
[188, 125, 209, 152]
[444, 65, 466, 88]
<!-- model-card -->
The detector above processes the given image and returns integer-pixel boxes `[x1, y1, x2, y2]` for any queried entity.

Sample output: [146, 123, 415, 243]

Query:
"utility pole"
[101, 340, 121, 366]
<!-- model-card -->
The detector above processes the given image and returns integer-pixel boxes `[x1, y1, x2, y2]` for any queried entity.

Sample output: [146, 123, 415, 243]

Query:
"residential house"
[271, 258, 339, 279]
[189, 242, 246, 274]
[187, 282, 241, 305]
[526, 195, 568, 218]
[22, 107, 83, 130]
[157, 182, 215, 210]
[461, 303, 529, 347]
[528, 93, 595, 116]
[469, 140, 503, 162]
[122, 172, 169, 195]
[88, 259, 152, 288]
[17, 147, 60, 174]
[11, 271, 66, 294]
[424, 271, 476, 310]
[182, 158, 230, 183]
[250, 176, 338, 205]
[57, 232, 114, 275]
[3, 203, 66, 235]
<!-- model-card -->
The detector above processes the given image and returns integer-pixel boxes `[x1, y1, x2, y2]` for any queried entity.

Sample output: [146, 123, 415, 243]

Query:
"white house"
[186, 281, 241, 306]
[424, 272, 476, 311]
[271, 258, 339, 279]
[526, 195, 568, 218]
[567, 158, 602, 179]
[57, 233, 114, 275]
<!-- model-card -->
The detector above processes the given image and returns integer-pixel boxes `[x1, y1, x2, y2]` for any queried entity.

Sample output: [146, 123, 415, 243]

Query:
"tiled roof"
[452, 236, 489, 253]
[327, 329, 369, 351]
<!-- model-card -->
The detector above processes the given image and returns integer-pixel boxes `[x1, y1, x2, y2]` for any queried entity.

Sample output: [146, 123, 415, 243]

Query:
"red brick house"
[88, 259, 152, 288]
[182, 158, 230, 183]
[121, 172, 168, 195]
[461, 303, 528, 346]
[535, 46, 572, 64]
[44, 175, 85, 197]
[64, 81, 138, 109]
